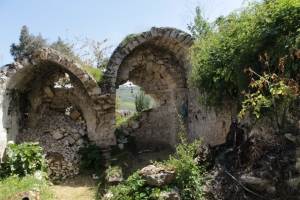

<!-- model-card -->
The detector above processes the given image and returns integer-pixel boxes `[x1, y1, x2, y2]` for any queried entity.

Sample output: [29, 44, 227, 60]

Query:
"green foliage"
[153, 113, 205, 199]
[50, 36, 75, 58]
[189, 0, 300, 107]
[77, 145, 105, 172]
[0, 174, 54, 199]
[135, 90, 151, 112]
[187, 6, 212, 38]
[0, 142, 46, 178]
[101, 112, 205, 199]
[10, 25, 47, 60]
[239, 49, 300, 133]
[82, 65, 104, 83]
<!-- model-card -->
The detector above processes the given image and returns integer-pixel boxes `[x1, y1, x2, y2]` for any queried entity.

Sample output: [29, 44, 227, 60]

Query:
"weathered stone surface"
[287, 177, 300, 188]
[132, 122, 139, 130]
[65, 136, 75, 145]
[120, 122, 128, 129]
[52, 131, 64, 140]
[140, 165, 175, 186]
[75, 138, 84, 146]
[160, 189, 181, 200]
[240, 175, 269, 192]
[71, 133, 82, 141]
[122, 129, 129, 136]
[43, 86, 54, 98]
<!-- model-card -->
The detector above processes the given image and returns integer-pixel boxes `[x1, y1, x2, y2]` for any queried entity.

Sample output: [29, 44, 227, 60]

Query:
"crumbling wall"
[107, 27, 236, 147]
[106, 27, 192, 147]
[0, 48, 116, 161]
[0, 27, 239, 162]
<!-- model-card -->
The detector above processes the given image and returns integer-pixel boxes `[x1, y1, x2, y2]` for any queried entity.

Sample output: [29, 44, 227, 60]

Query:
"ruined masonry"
[0, 27, 236, 161]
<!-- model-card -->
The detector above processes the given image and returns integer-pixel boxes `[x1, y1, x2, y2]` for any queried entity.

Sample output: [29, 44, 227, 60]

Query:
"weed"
[0, 174, 54, 199]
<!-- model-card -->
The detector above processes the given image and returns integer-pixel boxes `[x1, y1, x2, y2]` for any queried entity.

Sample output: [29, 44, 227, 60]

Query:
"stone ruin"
[0, 27, 237, 169]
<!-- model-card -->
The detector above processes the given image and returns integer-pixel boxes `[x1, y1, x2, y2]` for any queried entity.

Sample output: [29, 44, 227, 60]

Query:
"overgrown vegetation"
[99, 112, 205, 199]
[0, 142, 46, 178]
[0, 174, 54, 200]
[135, 90, 151, 112]
[77, 145, 106, 172]
[0, 142, 54, 199]
[189, 0, 300, 108]
[238, 49, 300, 133]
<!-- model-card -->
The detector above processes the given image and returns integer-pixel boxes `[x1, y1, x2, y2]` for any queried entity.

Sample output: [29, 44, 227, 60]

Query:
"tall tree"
[10, 25, 47, 60]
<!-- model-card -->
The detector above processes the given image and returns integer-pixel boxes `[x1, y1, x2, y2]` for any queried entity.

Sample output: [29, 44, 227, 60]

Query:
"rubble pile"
[198, 122, 300, 199]
[19, 110, 88, 181]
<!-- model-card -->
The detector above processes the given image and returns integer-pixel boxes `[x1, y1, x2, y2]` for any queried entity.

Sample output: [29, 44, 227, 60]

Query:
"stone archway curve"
[106, 27, 194, 88]
[105, 27, 194, 147]
[28, 47, 101, 97]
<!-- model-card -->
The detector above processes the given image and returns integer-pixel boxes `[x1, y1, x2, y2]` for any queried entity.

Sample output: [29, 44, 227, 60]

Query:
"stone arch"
[0, 48, 115, 159]
[106, 27, 194, 147]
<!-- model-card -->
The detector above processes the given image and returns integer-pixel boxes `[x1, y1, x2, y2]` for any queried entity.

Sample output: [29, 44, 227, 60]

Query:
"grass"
[119, 101, 135, 111]
[0, 174, 55, 200]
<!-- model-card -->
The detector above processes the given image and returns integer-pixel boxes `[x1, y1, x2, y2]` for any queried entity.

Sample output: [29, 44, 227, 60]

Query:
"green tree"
[10, 25, 47, 60]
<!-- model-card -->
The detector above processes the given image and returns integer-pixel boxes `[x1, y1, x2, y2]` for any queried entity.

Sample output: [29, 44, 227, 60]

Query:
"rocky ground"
[200, 123, 300, 200]
[16, 109, 300, 199]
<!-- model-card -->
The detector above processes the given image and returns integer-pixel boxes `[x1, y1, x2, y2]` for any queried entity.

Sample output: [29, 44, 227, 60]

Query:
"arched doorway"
[106, 27, 193, 148]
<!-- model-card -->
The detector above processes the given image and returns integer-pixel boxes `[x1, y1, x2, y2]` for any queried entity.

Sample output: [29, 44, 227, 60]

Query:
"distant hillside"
[116, 85, 154, 112]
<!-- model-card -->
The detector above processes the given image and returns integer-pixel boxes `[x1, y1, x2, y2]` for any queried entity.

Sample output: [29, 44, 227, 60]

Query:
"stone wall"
[107, 27, 236, 147]
[0, 27, 238, 162]
[0, 48, 117, 160]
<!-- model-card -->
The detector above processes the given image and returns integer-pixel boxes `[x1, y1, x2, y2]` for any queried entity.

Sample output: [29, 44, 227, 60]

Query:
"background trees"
[10, 25, 47, 61]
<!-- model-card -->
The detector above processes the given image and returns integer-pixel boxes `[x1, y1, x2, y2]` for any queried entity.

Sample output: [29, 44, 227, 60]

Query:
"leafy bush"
[189, 0, 300, 107]
[135, 90, 151, 112]
[239, 49, 300, 133]
[77, 145, 105, 172]
[153, 114, 205, 199]
[0, 142, 46, 178]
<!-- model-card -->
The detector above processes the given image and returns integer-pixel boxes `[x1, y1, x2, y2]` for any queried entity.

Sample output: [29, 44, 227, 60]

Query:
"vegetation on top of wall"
[10, 26, 110, 84]
[120, 33, 142, 47]
[189, 0, 300, 108]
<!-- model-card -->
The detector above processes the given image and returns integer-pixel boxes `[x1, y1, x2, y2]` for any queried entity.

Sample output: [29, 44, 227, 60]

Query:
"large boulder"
[139, 165, 175, 187]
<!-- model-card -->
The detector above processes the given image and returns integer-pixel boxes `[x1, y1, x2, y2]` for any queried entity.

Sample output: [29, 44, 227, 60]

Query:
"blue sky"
[0, 0, 245, 65]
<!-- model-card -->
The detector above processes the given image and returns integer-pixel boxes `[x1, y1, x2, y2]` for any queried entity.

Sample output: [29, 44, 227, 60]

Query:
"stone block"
[132, 122, 139, 130]
[66, 136, 76, 145]
[75, 138, 84, 146]
[43, 86, 54, 98]
[52, 131, 64, 140]
[71, 133, 82, 141]
[69, 110, 81, 120]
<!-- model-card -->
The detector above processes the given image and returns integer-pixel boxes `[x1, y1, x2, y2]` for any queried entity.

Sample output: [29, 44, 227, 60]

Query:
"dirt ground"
[50, 147, 175, 200]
